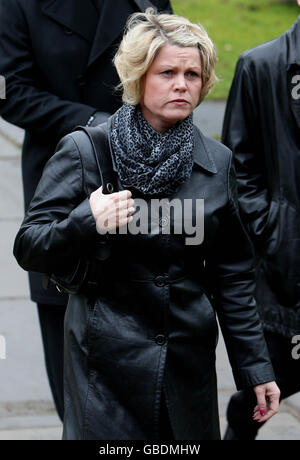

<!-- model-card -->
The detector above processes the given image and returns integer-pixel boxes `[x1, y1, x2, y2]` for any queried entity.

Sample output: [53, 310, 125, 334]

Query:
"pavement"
[0, 101, 299, 441]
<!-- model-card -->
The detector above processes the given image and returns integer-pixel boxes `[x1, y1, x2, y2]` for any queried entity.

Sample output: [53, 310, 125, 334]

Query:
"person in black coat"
[0, 0, 172, 421]
[13, 10, 280, 440]
[222, 1, 300, 440]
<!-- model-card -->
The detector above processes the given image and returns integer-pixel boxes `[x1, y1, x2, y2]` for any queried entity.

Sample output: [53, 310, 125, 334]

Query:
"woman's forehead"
[153, 44, 201, 66]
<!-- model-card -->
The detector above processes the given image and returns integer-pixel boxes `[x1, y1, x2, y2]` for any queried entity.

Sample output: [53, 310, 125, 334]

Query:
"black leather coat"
[14, 119, 275, 440]
[222, 17, 300, 338]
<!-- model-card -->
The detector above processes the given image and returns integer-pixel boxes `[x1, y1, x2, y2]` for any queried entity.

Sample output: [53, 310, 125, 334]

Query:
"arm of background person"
[0, 0, 101, 138]
[221, 55, 271, 254]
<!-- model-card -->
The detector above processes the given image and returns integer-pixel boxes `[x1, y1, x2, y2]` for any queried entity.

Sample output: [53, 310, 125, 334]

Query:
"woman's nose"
[173, 74, 187, 91]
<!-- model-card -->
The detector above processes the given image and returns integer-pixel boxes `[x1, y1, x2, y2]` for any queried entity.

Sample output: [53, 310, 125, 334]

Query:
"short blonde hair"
[114, 9, 218, 105]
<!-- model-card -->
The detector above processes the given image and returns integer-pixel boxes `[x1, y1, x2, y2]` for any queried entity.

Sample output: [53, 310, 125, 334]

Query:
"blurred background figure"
[0, 0, 172, 422]
[222, 0, 300, 440]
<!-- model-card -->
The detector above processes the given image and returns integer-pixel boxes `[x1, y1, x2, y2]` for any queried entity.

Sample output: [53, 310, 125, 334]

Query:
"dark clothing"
[222, 17, 300, 440]
[226, 331, 300, 440]
[0, 0, 173, 305]
[37, 303, 65, 421]
[0, 0, 172, 423]
[222, 17, 300, 338]
[159, 392, 175, 440]
[14, 118, 275, 440]
[91, 0, 103, 15]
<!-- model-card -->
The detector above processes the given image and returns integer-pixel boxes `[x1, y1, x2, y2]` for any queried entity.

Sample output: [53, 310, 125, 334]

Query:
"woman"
[14, 10, 280, 440]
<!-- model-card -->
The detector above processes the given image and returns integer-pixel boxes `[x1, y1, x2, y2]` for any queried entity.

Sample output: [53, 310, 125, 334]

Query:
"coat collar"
[87, 0, 135, 67]
[192, 126, 217, 174]
[42, 0, 98, 43]
[107, 114, 217, 175]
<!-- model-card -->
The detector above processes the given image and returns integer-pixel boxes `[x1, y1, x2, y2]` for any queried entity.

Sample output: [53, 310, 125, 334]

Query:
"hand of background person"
[252, 381, 280, 423]
[89, 187, 135, 234]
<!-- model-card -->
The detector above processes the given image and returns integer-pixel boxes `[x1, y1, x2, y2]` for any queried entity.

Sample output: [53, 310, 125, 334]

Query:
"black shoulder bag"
[47, 124, 118, 295]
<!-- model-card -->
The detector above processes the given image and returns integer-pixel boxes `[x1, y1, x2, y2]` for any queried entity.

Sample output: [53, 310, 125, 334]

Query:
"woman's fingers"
[253, 396, 280, 423]
[91, 188, 135, 233]
[113, 197, 135, 212]
[116, 206, 135, 222]
[252, 382, 280, 423]
[253, 391, 266, 422]
[112, 189, 132, 204]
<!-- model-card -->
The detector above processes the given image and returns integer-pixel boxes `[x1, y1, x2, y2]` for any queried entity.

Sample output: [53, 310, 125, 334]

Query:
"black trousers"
[226, 331, 300, 439]
[37, 302, 67, 422]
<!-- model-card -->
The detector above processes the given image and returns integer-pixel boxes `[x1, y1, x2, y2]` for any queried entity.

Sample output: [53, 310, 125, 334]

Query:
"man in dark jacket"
[0, 0, 172, 421]
[222, 3, 300, 440]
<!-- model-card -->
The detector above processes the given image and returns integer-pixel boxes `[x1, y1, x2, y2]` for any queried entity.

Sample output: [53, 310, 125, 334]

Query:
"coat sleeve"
[13, 134, 98, 276]
[221, 56, 270, 254]
[0, 0, 96, 137]
[210, 155, 275, 390]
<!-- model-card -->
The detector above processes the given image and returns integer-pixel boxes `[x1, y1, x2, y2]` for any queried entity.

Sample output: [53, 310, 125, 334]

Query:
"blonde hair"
[114, 9, 218, 105]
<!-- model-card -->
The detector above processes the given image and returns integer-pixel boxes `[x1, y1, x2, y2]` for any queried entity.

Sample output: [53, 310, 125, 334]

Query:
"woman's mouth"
[170, 99, 189, 106]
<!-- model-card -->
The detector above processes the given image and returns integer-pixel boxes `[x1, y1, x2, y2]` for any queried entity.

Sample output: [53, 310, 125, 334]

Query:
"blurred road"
[0, 102, 299, 440]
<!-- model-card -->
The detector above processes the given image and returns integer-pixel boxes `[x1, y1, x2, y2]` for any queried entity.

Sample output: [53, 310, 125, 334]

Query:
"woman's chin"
[172, 106, 193, 118]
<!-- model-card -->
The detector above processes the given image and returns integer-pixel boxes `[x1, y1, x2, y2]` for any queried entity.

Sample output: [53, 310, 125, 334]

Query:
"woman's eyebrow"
[158, 64, 201, 70]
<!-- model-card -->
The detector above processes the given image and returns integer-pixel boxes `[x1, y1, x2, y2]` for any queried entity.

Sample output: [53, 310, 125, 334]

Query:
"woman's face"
[140, 44, 202, 133]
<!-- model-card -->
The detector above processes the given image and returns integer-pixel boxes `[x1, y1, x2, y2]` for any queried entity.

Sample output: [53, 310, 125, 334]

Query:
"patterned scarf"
[110, 104, 194, 196]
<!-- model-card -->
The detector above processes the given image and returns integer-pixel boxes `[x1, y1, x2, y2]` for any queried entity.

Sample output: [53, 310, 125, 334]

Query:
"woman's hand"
[89, 186, 135, 234]
[252, 381, 280, 423]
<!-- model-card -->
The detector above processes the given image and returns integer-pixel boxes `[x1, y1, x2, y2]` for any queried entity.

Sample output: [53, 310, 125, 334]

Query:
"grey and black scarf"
[110, 103, 194, 196]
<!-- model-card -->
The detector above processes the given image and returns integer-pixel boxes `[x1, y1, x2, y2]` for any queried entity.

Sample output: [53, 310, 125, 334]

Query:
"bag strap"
[75, 124, 119, 195]
[45, 124, 116, 295]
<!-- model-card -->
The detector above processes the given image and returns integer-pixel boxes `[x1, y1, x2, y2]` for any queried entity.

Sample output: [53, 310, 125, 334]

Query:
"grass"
[171, 0, 299, 99]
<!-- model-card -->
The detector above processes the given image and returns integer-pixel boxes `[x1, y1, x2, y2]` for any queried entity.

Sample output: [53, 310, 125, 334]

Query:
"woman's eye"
[162, 70, 173, 75]
[187, 72, 198, 78]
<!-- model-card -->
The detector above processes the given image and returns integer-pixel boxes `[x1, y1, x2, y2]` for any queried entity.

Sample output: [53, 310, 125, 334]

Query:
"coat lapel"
[193, 127, 217, 174]
[87, 0, 136, 67]
[87, 0, 159, 67]
[42, 0, 98, 43]
[133, 0, 160, 11]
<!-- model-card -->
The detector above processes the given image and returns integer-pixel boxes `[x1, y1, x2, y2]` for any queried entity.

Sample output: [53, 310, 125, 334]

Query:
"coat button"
[155, 334, 166, 346]
[154, 275, 167, 287]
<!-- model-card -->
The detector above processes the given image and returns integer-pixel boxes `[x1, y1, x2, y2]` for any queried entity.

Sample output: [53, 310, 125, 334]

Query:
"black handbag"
[46, 123, 119, 295]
